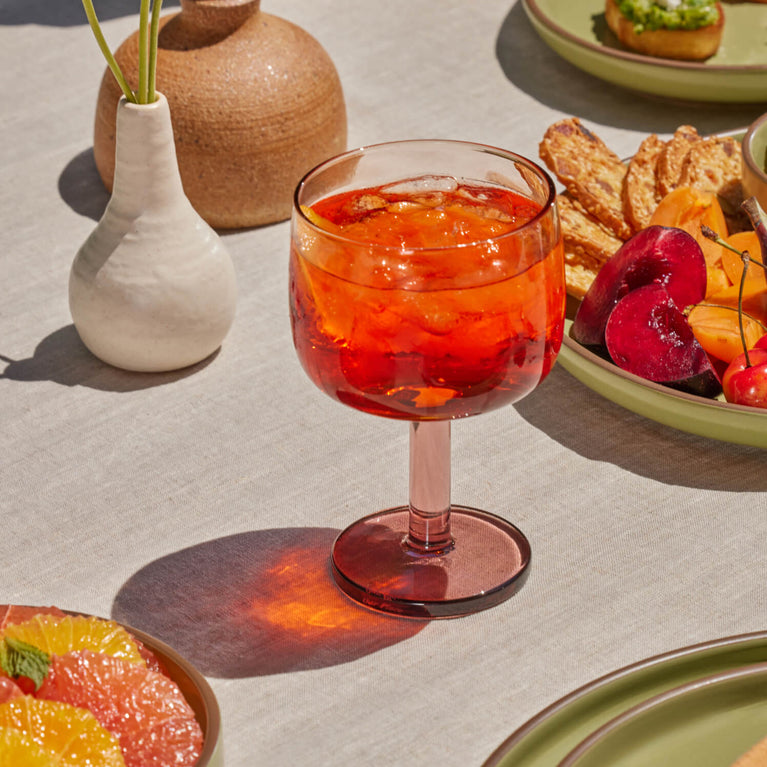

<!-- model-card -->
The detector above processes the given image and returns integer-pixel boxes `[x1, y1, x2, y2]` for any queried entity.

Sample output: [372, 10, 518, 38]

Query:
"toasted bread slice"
[656, 125, 700, 198]
[678, 134, 744, 221]
[564, 256, 603, 300]
[605, 0, 724, 61]
[557, 193, 623, 297]
[558, 193, 623, 262]
[539, 118, 632, 240]
[623, 133, 665, 231]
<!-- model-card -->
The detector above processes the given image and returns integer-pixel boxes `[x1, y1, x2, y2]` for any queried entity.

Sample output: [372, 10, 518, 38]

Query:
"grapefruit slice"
[0, 697, 125, 766]
[38, 650, 203, 767]
[0, 677, 24, 703]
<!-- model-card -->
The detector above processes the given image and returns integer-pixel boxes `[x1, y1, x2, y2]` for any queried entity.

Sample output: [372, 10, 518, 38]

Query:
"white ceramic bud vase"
[70, 92, 237, 372]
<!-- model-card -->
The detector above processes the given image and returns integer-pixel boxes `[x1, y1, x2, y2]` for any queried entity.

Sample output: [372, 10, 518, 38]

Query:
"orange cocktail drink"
[289, 140, 564, 618]
[290, 178, 564, 421]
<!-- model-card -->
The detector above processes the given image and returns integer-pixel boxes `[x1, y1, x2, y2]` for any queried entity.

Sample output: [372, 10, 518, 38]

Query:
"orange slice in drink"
[38, 650, 203, 767]
[3, 615, 145, 666]
[294, 206, 359, 342]
[300, 204, 340, 233]
[0, 697, 125, 766]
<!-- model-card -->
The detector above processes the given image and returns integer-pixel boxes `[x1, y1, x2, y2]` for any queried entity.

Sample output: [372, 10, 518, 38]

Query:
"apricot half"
[648, 186, 730, 297]
[721, 230, 766, 291]
[687, 304, 766, 364]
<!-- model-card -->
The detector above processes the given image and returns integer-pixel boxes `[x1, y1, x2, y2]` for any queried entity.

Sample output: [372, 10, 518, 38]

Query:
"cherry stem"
[739, 252, 751, 368]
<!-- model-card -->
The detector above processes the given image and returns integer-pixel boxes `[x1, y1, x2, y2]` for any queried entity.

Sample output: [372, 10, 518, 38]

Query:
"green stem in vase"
[81, 0, 136, 102]
[148, 0, 164, 103]
[81, 0, 163, 105]
[138, 0, 150, 103]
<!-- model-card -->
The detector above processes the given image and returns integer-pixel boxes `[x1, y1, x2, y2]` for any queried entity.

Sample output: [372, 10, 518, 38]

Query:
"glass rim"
[293, 138, 558, 253]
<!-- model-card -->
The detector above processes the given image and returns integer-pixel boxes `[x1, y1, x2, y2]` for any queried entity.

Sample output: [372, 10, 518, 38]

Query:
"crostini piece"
[605, 0, 724, 61]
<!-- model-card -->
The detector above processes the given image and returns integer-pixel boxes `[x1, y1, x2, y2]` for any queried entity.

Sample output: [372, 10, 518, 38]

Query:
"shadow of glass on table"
[111, 527, 427, 678]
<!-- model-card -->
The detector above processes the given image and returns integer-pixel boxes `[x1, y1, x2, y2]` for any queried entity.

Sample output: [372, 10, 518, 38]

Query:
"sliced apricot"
[705, 265, 731, 296]
[706, 283, 767, 327]
[649, 187, 731, 297]
[721, 230, 767, 291]
[687, 304, 766, 364]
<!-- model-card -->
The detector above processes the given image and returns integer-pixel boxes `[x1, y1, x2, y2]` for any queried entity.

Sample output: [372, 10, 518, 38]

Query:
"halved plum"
[572, 226, 707, 348]
[605, 284, 721, 398]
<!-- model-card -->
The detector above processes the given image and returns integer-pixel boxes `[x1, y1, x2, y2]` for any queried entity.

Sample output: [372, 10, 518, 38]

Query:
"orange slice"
[0, 726, 56, 767]
[0, 697, 125, 766]
[3, 615, 145, 666]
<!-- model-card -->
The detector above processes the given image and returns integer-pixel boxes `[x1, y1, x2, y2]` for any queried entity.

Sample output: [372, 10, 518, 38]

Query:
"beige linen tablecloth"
[2, 1, 766, 765]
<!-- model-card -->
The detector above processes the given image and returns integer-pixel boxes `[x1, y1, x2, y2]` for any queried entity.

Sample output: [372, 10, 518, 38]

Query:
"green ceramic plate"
[482, 631, 767, 767]
[559, 664, 767, 766]
[558, 319, 767, 449]
[522, 0, 767, 103]
[554, 127, 767, 449]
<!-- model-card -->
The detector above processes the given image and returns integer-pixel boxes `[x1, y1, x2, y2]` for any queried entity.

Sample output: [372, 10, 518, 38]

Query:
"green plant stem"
[138, 0, 151, 103]
[148, 0, 164, 102]
[81, 0, 137, 103]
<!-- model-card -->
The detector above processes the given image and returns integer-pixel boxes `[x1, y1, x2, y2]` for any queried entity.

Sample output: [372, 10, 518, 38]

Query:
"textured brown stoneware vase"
[93, 0, 347, 229]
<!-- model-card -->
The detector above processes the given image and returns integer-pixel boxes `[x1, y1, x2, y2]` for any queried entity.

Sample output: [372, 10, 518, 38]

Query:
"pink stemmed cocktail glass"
[289, 140, 565, 618]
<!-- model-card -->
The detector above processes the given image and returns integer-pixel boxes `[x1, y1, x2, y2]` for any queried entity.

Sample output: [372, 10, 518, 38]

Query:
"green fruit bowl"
[559, 317, 767, 449]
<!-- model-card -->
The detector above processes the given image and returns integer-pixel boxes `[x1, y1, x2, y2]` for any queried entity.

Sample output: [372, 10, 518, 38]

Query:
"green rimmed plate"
[559, 664, 767, 766]
[558, 318, 767, 449]
[483, 631, 767, 767]
[522, 0, 767, 103]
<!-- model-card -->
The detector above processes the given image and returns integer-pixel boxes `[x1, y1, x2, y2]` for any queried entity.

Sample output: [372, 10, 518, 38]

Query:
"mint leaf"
[0, 637, 51, 691]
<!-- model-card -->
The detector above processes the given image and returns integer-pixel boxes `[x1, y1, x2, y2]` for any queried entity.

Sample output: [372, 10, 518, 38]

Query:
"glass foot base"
[331, 506, 531, 619]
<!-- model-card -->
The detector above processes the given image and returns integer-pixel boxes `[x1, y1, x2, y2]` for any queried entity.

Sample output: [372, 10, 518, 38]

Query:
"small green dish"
[522, 0, 767, 103]
[483, 631, 767, 767]
[560, 664, 767, 767]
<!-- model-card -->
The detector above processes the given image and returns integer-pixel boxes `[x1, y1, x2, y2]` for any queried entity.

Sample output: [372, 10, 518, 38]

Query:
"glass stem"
[406, 421, 454, 554]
